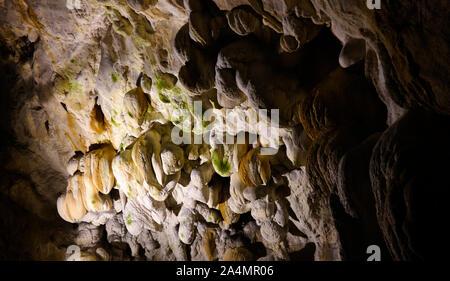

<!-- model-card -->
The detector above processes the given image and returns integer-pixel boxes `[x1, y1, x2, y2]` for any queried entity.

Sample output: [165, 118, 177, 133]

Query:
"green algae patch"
[110, 117, 118, 127]
[111, 72, 120, 83]
[212, 150, 231, 177]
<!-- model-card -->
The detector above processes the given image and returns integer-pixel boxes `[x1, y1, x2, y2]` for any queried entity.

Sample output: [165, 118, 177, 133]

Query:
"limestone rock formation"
[0, 0, 448, 261]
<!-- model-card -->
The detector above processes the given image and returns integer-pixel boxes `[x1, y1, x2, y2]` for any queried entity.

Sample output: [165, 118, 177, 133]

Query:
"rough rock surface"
[0, 0, 448, 261]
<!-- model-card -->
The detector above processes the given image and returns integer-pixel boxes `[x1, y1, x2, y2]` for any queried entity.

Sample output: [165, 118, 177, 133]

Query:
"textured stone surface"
[0, 0, 448, 261]
[370, 110, 450, 260]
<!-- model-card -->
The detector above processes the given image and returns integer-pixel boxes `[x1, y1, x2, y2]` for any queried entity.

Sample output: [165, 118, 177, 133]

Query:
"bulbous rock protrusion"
[131, 131, 162, 190]
[196, 203, 222, 224]
[178, 205, 196, 244]
[57, 170, 113, 223]
[123, 87, 148, 129]
[112, 148, 141, 199]
[219, 201, 240, 225]
[226, 5, 261, 36]
[160, 143, 185, 175]
[139, 73, 153, 93]
[281, 15, 322, 52]
[82, 169, 113, 212]
[238, 147, 271, 187]
[185, 0, 225, 47]
[86, 145, 117, 194]
[178, 50, 216, 95]
[280, 35, 299, 53]
[57, 179, 86, 223]
[339, 38, 366, 68]
[58, 143, 118, 223]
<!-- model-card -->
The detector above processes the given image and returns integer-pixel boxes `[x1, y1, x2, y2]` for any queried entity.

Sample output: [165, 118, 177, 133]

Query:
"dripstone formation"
[0, 0, 448, 261]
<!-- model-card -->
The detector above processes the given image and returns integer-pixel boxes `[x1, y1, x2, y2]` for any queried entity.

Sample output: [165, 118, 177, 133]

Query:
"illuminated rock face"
[0, 0, 448, 261]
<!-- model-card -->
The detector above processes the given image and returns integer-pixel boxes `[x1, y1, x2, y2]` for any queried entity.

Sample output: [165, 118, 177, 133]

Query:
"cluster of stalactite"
[0, 0, 448, 261]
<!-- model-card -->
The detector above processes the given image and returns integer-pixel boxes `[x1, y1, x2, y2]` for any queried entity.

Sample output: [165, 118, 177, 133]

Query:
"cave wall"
[0, 0, 448, 261]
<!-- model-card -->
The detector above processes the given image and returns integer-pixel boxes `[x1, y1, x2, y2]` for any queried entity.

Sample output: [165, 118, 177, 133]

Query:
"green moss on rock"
[111, 72, 120, 83]
[212, 150, 231, 177]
